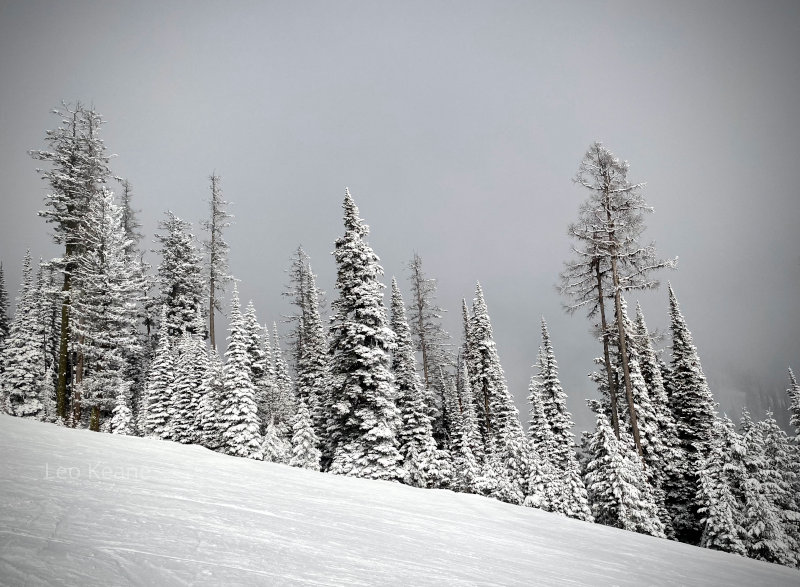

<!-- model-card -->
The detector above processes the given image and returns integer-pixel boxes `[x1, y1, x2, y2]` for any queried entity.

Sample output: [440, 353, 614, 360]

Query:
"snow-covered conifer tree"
[170, 333, 205, 443]
[154, 212, 206, 339]
[467, 284, 525, 450]
[195, 347, 223, 451]
[143, 308, 175, 439]
[243, 301, 266, 386]
[526, 343, 592, 521]
[757, 413, 800, 566]
[523, 448, 564, 514]
[390, 278, 445, 487]
[585, 414, 665, 537]
[664, 284, 717, 543]
[72, 188, 143, 431]
[110, 381, 134, 436]
[327, 189, 402, 481]
[739, 415, 794, 566]
[536, 319, 585, 476]
[289, 399, 321, 470]
[219, 285, 263, 459]
[696, 419, 746, 556]
[286, 250, 330, 444]
[262, 421, 291, 464]
[0, 252, 45, 418]
[466, 284, 529, 497]
[31, 104, 113, 420]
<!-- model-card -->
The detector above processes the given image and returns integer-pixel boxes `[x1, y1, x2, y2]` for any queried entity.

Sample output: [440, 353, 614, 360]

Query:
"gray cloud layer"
[1, 1, 798, 433]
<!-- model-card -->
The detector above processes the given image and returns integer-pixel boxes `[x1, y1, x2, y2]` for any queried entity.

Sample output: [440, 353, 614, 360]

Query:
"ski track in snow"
[0, 415, 798, 586]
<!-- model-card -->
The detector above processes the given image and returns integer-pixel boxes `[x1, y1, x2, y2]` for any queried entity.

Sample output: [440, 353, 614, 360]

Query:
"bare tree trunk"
[208, 174, 219, 350]
[416, 288, 430, 389]
[209, 283, 216, 350]
[56, 269, 71, 420]
[610, 254, 643, 457]
[595, 261, 621, 439]
[72, 335, 85, 427]
[483, 380, 491, 440]
[90, 405, 100, 431]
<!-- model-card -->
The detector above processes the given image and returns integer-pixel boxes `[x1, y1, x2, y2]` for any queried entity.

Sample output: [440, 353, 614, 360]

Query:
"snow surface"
[0, 415, 796, 586]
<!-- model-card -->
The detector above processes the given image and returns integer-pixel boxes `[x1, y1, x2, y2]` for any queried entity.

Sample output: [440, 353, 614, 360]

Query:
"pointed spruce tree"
[143, 308, 175, 439]
[195, 347, 224, 451]
[584, 413, 666, 537]
[390, 277, 445, 488]
[326, 189, 402, 481]
[739, 414, 795, 567]
[219, 285, 263, 459]
[289, 399, 322, 471]
[0, 252, 45, 418]
[72, 188, 143, 431]
[154, 212, 206, 340]
[696, 419, 747, 556]
[665, 284, 717, 543]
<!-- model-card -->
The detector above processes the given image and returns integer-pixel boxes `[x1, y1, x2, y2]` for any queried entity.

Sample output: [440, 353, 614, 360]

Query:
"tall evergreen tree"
[219, 285, 263, 459]
[110, 381, 134, 436]
[262, 421, 291, 464]
[116, 178, 151, 433]
[537, 319, 580, 472]
[466, 284, 530, 499]
[202, 173, 233, 350]
[170, 333, 205, 443]
[696, 419, 747, 556]
[584, 414, 666, 537]
[143, 308, 175, 439]
[0, 252, 45, 417]
[289, 399, 321, 471]
[154, 212, 206, 339]
[527, 335, 593, 521]
[31, 103, 113, 420]
[758, 413, 800, 566]
[243, 301, 267, 386]
[665, 284, 717, 543]
[195, 347, 223, 451]
[327, 189, 402, 481]
[390, 278, 443, 487]
[739, 414, 795, 566]
[467, 283, 524, 448]
[292, 254, 331, 443]
[72, 188, 143, 431]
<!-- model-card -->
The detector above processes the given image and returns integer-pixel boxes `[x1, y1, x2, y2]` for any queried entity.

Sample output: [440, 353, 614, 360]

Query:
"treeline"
[0, 104, 798, 569]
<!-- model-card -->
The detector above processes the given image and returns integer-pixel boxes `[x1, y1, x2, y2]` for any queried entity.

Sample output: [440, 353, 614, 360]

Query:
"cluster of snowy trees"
[0, 108, 797, 569]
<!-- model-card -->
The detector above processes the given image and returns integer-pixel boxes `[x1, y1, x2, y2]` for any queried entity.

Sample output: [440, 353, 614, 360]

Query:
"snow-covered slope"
[0, 416, 796, 586]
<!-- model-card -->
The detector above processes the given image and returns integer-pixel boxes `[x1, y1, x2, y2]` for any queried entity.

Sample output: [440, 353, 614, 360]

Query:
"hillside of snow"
[0, 416, 796, 586]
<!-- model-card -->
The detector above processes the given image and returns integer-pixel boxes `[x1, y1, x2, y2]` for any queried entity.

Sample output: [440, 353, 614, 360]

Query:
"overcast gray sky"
[1, 0, 798, 433]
